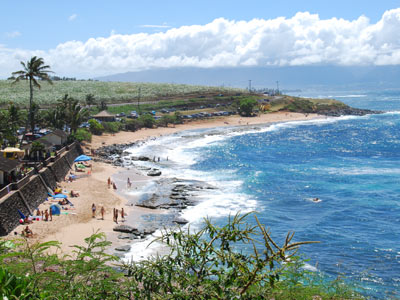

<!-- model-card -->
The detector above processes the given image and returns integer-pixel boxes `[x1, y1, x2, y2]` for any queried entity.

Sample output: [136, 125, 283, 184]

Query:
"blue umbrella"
[74, 155, 92, 162]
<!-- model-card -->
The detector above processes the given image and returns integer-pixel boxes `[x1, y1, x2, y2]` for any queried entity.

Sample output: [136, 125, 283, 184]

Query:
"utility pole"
[137, 86, 141, 114]
[248, 80, 252, 93]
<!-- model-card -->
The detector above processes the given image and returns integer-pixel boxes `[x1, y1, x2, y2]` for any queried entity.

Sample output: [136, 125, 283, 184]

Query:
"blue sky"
[1, 0, 400, 78]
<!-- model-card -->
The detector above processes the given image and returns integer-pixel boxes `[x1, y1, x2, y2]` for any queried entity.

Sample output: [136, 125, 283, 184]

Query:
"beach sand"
[6, 112, 324, 255]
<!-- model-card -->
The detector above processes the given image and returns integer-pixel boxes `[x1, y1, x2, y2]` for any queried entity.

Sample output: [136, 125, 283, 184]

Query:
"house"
[42, 129, 68, 149]
[92, 110, 116, 122]
[0, 147, 25, 160]
[21, 138, 54, 160]
[0, 156, 21, 186]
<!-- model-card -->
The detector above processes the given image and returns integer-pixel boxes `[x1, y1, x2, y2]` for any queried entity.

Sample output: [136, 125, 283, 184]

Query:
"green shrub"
[102, 121, 123, 133]
[284, 99, 315, 113]
[238, 98, 258, 116]
[125, 119, 142, 131]
[70, 128, 92, 142]
[157, 115, 175, 127]
[0, 215, 363, 299]
[88, 119, 104, 135]
[139, 114, 155, 128]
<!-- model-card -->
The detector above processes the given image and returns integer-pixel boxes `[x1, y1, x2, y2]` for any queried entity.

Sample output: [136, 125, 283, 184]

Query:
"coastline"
[6, 112, 325, 256]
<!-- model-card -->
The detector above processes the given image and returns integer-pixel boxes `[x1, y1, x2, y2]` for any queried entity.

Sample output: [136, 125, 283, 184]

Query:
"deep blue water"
[127, 88, 400, 298]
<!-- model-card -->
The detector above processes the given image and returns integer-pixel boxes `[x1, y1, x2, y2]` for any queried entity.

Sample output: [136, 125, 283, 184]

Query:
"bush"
[157, 115, 175, 127]
[102, 121, 123, 133]
[70, 128, 92, 142]
[238, 98, 258, 116]
[88, 119, 104, 135]
[139, 114, 155, 128]
[125, 119, 142, 131]
[284, 99, 315, 113]
[0, 214, 362, 299]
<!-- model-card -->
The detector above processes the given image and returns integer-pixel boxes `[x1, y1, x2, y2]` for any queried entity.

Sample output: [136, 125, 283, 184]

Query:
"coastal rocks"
[147, 169, 162, 176]
[115, 245, 131, 252]
[135, 178, 214, 210]
[173, 217, 189, 225]
[113, 225, 138, 234]
[318, 107, 382, 117]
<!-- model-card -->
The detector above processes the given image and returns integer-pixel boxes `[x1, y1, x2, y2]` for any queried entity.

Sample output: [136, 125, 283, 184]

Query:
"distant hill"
[96, 66, 400, 90]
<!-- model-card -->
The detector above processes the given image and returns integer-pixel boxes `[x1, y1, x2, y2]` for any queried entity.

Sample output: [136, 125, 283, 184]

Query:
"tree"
[97, 100, 107, 111]
[138, 114, 155, 128]
[238, 98, 258, 117]
[61, 95, 89, 134]
[85, 94, 96, 112]
[12, 56, 53, 132]
[88, 119, 104, 135]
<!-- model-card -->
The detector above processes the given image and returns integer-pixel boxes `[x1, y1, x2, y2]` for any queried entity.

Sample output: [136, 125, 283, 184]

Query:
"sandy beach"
[7, 112, 323, 256]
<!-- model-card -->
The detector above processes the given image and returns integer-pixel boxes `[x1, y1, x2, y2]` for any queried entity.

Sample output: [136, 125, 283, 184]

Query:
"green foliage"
[0, 80, 245, 107]
[238, 98, 258, 116]
[88, 119, 104, 135]
[70, 128, 92, 142]
[102, 121, 123, 133]
[125, 119, 142, 131]
[0, 266, 35, 299]
[139, 114, 155, 128]
[156, 114, 175, 127]
[284, 99, 316, 113]
[31, 141, 45, 153]
[0, 215, 363, 299]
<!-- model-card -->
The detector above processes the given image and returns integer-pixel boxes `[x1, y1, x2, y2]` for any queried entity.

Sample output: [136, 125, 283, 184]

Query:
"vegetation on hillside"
[0, 213, 362, 299]
[0, 80, 245, 108]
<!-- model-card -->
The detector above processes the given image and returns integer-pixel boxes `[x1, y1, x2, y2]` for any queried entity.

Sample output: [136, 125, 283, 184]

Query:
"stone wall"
[0, 142, 83, 236]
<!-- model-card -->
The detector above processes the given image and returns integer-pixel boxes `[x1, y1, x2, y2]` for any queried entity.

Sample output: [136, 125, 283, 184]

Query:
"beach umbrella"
[74, 154, 92, 162]
[52, 193, 68, 199]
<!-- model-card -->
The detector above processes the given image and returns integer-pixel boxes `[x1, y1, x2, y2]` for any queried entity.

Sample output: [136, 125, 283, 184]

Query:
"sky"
[1, 0, 400, 78]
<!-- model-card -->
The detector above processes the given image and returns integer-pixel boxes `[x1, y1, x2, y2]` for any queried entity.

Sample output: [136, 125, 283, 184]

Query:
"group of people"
[91, 203, 125, 223]
[36, 208, 52, 222]
[107, 177, 117, 190]
[113, 207, 125, 224]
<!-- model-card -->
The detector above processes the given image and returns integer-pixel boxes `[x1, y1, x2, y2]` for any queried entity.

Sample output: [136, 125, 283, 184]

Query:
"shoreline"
[6, 112, 325, 256]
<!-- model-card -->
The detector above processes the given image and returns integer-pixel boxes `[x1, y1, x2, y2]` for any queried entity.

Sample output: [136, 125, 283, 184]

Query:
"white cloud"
[2, 8, 400, 77]
[68, 14, 77, 21]
[5, 31, 21, 38]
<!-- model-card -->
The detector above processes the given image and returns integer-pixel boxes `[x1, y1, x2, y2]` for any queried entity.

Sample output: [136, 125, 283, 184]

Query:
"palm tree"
[62, 95, 89, 134]
[12, 56, 53, 132]
[85, 94, 96, 112]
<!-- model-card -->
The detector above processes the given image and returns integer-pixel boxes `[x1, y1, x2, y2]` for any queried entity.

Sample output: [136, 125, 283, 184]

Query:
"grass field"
[0, 80, 245, 108]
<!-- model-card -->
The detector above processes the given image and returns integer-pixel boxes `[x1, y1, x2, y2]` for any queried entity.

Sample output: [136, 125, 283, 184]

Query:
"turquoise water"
[127, 88, 400, 298]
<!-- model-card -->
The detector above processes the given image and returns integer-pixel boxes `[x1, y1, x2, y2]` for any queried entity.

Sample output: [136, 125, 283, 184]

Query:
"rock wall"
[0, 142, 83, 236]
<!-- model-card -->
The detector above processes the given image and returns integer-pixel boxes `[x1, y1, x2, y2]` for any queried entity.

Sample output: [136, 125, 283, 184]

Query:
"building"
[92, 110, 116, 122]
[0, 156, 21, 186]
[41, 129, 68, 149]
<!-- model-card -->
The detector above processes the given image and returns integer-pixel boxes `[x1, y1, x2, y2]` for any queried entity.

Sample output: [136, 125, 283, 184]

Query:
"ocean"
[123, 88, 400, 299]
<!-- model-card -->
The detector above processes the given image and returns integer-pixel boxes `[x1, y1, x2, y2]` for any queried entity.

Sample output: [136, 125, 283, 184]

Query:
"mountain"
[95, 66, 400, 90]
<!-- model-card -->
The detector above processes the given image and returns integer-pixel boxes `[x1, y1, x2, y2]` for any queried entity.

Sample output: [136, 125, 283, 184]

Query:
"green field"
[0, 80, 245, 108]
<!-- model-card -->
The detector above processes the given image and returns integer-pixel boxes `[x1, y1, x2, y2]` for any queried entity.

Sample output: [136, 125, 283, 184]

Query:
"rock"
[143, 227, 156, 235]
[115, 245, 131, 252]
[113, 253, 126, 258]
[138, 156, 150, 161]
[118, 233, 138, 240]
[147, 169, 162, 176]
[113, 225, 138, 233]
[173, 217, 189, 225]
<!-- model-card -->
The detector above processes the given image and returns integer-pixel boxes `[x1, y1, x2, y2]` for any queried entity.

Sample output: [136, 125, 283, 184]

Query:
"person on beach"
[115, 208, 119, 224]
[22, 226, 33, 238]
[45, 210, 49, 222]
[113, 208, 116, 222]
[92, 203, 96, 218]
[49, 208, 53, 221]
[113, 182, 117, 190]
[36, 208, 41, 216]
[100, 206, 105, 220]
[121, 208, 125, 221]
[107, 177, 111, 189]
[127, 177, 131, 188]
